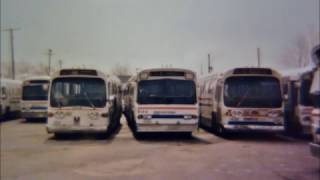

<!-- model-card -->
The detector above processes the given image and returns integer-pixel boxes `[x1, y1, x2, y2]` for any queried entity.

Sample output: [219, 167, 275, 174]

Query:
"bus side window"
[1, 87, 7, 99]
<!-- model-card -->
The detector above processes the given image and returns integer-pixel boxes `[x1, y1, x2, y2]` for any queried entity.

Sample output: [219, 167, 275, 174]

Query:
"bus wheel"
[4, 107, 11, 119]
[54, 133, 65, 139]
[182, 132, 192, 138]
[133, 131, 144, 140]
[216, 125, 227, 137]
[96, 132, 108, 139]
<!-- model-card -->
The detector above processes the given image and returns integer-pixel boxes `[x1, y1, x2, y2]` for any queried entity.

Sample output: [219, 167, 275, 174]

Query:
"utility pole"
[58, 59, 63, 70]
[47, 49, 53, 75]
[257, 48, 261, 67]
[208, 53, 213, 73]
[2, 28, 20, 79]
[200, 63, 203, 75]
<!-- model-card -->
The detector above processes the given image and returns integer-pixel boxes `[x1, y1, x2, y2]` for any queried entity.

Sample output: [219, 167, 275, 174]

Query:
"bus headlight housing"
[184, 115, 197, 119]
[267, 111, 282, 118]
[88, 112, 99, 120]
[138, 114, 152, 120]
[54, 111, 72, 119]
[231, 110, 243, 118]
[55, 111, 66, 119]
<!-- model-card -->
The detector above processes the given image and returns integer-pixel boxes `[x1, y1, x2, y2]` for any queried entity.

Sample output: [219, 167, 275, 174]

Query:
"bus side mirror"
[284, 94, 288, 101]
[42, 84, 49, 91]
[1, 94, 7, 100]
[1, 88, 7, 100]
[108, 95, 115, 102]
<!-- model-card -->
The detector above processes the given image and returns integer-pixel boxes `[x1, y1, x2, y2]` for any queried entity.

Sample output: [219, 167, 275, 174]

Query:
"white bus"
[282, 65, 317, 135]
[199, 67, 285, 135]
[0, 79, 22, 120]
[309, 44, 320, 158]
[21, 76, 50, 121]
[46, 69, 122, 138]
[123, 68, 198, 138]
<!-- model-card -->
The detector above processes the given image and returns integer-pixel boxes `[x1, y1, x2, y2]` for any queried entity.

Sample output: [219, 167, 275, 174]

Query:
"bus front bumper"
[22, 111, 47, 118]
[310, 143, 320, 158]
[136, 122, 198, 133]
[223, 121, 284, 132]
[46, 125, 107, 134]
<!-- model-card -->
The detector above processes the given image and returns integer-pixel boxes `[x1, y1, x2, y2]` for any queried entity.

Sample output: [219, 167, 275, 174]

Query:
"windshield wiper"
[236, 88, 250, 107]
[56, 98, 62, 109]
[83, 91, 96, 109]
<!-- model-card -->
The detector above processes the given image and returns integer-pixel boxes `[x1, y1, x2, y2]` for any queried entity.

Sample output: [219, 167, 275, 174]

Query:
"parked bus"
[46, 69, 122, 138]
[21, 76, 50, 121]
[199, 67, 285, 135]
[123, 68, 198, 138]
[282, 65, 316, 135]
[0, 79, 22, 120]
[309, 44, 320, 158]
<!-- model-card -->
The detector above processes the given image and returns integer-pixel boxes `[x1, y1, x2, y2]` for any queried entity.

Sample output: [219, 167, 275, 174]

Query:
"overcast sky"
[1, 0, 319, 75]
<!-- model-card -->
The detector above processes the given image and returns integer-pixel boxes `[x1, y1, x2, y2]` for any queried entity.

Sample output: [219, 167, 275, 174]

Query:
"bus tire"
[133, 131, 143, 140]
[211, 112, 219, 133]
[25, 118, 32, 122]
[182, 132, 192, 138]
[4, 107, 11, 119]
[96, 132, 108, 139]
[54, 133, 65, 139]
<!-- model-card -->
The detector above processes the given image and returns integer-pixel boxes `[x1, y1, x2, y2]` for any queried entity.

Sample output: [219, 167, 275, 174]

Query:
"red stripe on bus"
[138, 107, 197, 110]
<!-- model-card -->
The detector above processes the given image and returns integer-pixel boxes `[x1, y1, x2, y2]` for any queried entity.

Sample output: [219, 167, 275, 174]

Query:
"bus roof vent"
[60, 69, 98, 76]
[149, 71, 185, 77]
[233, 68, 272, 75]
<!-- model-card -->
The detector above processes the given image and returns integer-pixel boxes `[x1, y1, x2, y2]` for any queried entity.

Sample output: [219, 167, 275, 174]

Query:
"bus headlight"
[231, 110, 243, 118]
[184, 115, 197, 119]
[55, 111, 65, 119]
[138, 114, 152, 120]
[267, 111, 282, 118]
[54, 111, 71, 119]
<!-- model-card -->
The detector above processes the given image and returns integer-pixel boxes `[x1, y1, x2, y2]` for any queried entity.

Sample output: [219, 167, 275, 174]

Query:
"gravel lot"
[1, 117, 319, 180]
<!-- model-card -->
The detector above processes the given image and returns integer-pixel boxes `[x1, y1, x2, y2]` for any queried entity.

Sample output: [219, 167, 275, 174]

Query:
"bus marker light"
[101, 113, 109, 117]
[48, 112, 54, 117]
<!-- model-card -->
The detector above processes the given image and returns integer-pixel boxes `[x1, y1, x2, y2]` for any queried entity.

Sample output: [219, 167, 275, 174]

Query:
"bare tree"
[1, 60, 59, 79]
[282, 27, 319, 68]
[111, 63, 131, 76]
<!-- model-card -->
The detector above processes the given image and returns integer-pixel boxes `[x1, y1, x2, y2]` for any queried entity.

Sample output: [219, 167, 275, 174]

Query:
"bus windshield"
[138, 79, 196, 104]
[50, 78, 106, 108]
[224, 76, 282, 108]
[23, 85, 48, 101]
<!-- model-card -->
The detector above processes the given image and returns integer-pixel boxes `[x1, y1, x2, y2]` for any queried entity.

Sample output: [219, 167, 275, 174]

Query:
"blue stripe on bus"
[151, 115, 185, 119]
[228, 121, 279, 126]
[30, 106, 47, 110]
